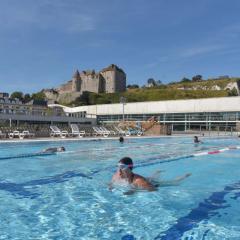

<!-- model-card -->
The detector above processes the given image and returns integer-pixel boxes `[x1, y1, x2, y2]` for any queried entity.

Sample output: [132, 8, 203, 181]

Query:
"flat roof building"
[49, 96, 240, 131]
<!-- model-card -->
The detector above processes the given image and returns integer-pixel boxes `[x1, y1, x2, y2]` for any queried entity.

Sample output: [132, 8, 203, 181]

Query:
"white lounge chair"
[100, 126, 116, 136]
[70, 124, 86, 137]
[9, 130, 35, 139]
[127, 127, 144, 137]
[99, 127, 112, 135]
[114, 126, 127, 136]
[21, 130, 35, 139]
[92, 126, 109, 137]
[50, 126, 69, 138]
[8, 131, 21, 139]
[0, 131, 6, 139]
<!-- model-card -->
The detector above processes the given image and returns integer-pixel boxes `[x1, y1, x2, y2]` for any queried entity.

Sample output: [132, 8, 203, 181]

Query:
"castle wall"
[100, 70, 116, 93]
[55, 64, 126, 95]
[81, 74, 100, 93]
[57, 81, 73, 93]
[72, 78, 81, 92]
[98, 75, 105, 93]
[115, 71, 126, 92]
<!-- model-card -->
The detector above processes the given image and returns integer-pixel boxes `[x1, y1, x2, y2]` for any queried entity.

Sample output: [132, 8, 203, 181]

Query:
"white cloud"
[0, 0, 97, 33]
[145, 44, 227, 69]
[180, 44, 225, 58]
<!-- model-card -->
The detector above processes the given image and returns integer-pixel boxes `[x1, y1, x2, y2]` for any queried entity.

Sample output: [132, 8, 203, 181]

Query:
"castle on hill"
[56, 64, 126, 94]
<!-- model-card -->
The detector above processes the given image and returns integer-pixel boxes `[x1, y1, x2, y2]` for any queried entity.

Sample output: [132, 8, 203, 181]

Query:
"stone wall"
[57, 81, 73, 93]
[81, 73, 100, 93]
[115, 70, 126, 92]
[100, 70, 116, 93]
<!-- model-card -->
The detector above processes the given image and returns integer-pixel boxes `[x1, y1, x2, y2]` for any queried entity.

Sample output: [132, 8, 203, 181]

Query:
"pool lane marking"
[0, 143, 170, 160]
[153, 180, 240, 240]
[90, 145, 240, 176]
[134, 145, 240, 169]
[0, 142, 234, 161]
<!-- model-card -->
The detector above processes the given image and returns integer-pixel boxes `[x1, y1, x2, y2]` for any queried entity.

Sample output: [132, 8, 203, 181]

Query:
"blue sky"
[1, 0, 240, 93]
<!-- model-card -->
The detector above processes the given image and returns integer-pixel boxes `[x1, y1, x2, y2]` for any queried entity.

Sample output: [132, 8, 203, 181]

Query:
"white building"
[49, 96, 240, 131]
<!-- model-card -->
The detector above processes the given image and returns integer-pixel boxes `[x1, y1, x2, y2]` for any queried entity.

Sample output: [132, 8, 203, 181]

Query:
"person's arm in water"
[148, 169, 164, 181]
[108, 172, 119, 191]
[132, 174, 156, 191]
[158, 173, 191, 186]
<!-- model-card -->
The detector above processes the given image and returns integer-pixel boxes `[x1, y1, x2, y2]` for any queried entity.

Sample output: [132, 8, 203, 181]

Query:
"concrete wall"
[58, 96, 240, 115]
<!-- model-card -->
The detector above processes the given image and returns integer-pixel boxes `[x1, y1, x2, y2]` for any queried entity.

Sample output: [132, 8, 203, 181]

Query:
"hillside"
[168, 78, 239, 90]
[41, 78, 240, 106]
[54, 77, 240, 106]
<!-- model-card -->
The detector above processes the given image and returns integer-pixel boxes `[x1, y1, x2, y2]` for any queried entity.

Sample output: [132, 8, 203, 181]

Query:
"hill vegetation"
[70, 76, 239, 106]
[9, 76, 240, 106]
[70, 88, 229, 106]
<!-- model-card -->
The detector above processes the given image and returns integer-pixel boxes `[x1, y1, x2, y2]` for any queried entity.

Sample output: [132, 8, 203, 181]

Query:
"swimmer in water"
[110, 157, 155, 191]
[109, 157, 191, 194]
[42, 146, 66, 154]
[194, 136, 202, 144]
[119, 136, 124, 143]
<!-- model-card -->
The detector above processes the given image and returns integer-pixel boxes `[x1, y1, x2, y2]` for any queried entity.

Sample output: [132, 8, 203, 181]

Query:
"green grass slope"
[68, 77, 239, 106]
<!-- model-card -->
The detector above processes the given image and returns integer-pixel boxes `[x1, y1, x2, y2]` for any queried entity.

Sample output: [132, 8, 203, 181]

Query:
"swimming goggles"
[117, 163, 133, 170]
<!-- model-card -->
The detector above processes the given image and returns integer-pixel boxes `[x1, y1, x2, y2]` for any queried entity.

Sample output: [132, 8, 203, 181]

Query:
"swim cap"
[119, 157, 133, 170]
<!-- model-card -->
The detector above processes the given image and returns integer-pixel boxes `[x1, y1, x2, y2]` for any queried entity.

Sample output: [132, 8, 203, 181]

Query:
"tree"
[127, 84, 139, 89]
[10, 91, 24, 100]
[23, 93, 31, 103]
[147, 78, 162, 87]
[147, 78, 156, 86]
[78, 91, 90, 105]
[180, 77, 191, 83]
[31, 91, 46, 101]
[228, 87, 238, 96]
[156, 80, 162, 86]
[192, 75, 203, 82]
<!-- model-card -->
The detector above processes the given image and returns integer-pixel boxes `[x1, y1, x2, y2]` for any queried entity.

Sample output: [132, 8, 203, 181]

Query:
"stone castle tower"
[56, 64, 126, 94]
[72, 70, 81, 92]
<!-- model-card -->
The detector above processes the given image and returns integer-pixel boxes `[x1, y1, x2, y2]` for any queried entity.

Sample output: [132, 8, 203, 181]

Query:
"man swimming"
[110, 157, 155, 191]
[194, 136, 202, 143]
[110, 157, 191, 193]
[42, 146, 66, 154]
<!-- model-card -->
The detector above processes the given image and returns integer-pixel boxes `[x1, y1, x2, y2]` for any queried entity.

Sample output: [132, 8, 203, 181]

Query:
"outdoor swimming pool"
[0, 136, 239, 240]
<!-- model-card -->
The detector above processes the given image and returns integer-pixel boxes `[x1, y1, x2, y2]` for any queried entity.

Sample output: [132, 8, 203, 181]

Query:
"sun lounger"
[8, 131, 21, 139]
[92, 126, 109, 137]
[114, 126, 127, 136]
[50, 126, 69, 138]
[100, 126, 116, 136]
[9, 130, 35, 139]
[0, 131, 6, 139]
[99, 127, 112, 135]
[127, 127, 144, 137]
[21, 130, 35, 139]
[70, 124, 86, 137]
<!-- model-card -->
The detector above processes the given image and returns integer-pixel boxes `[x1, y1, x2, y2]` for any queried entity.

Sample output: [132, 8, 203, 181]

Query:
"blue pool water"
[0, 137, 240, 240]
